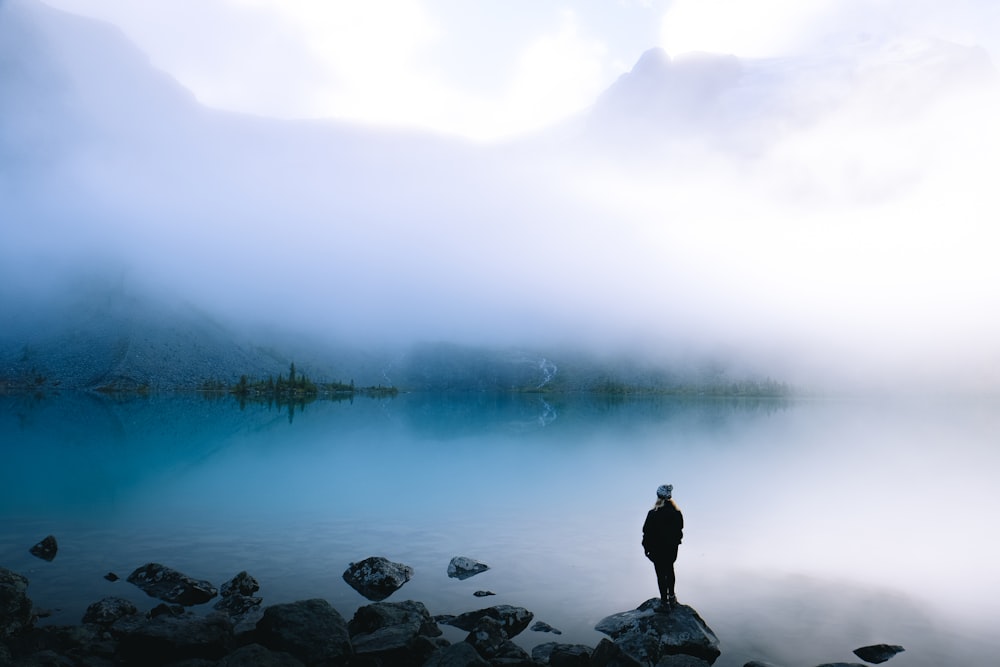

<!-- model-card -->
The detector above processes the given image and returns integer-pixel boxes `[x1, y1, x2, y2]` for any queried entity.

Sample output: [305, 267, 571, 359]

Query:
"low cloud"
[3, 0, 999, 393]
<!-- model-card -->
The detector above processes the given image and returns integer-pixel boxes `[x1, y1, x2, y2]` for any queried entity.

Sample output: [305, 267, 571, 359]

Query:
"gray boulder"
[215, 593, 263, 616]
[594, 598, 720, 666]
[0, 567, 35, 638]
[221, 571, 260, 598]
[531, 620, 562, 634]
[424, 641, 489, 666]
[82, 596, 139, 626]
[347, 600, 443, 665]
[114, 611, 234, 665]
[215, 571, 263, 619]
[853, 644, 905, 664]
[532, 642, 593, 666]
[342, 556, 414, 601]
[592, 638, 715, 667]
[29, 535, 58, 561]
[348, 599, 441, 639]
[217, 642, 306, 666]
[440, 604, 534, 638]
[464, 616, 531, 663]
[255, 598, 353, 665]
[127, 562, 218, 606]
[447, 556, 490, 580]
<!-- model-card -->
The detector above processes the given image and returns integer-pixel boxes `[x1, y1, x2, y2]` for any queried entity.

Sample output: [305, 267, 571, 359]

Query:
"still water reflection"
[1, 392, 997, 666]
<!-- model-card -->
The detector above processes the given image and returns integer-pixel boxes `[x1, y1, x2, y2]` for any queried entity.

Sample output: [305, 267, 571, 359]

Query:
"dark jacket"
[642, 502, 684, 557]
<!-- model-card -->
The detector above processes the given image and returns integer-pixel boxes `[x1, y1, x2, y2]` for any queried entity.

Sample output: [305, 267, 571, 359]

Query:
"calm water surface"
[2, 392, 998, 666]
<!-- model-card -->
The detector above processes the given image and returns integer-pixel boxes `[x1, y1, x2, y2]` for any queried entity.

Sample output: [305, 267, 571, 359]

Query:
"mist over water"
[2, 0, 999, 394]
[2, 394, 998, 665]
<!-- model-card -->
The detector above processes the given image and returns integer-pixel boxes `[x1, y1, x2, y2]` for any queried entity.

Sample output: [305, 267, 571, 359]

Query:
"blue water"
[2, 392, 998, 666]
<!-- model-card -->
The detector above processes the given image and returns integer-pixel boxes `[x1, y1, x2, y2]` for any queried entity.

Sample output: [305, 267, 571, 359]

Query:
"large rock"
[127, 562, 218, 606]
[0, 567, 35, 638]
[594, 598, 721, 666]
[347, 600, 443, 665]
[81, 596, 139, 626]
[114, 611, 234, 665]
[424, 641, 489, 666]
[447, 556, 490, 580]
[347, 599, 441, 639]
[592, 638, 715, 667]
[215, 593, 263, 616]
[216, 570, 263, 619]
[217, 642, 306, 666]
[342, 556, 413, 601]
[255, 598, 353, 665]
[221, 571, 260, 598]
[29, 535, 58, 561]
[532, 641, 593, 666]
[440, 604, 534, 638]
[464, 616, 532, 663]
[853, 644, 905, 663]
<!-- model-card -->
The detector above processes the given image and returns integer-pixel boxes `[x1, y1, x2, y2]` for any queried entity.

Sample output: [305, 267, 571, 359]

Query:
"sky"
[3, 0, 1000, 393]
[36, 0, 1000, 140]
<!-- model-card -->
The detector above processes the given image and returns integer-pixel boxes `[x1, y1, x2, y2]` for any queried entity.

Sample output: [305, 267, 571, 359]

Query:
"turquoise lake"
[2, 392, 998, 666]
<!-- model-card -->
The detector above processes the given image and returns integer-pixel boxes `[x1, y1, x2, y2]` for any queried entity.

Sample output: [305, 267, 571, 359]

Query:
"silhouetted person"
[642, 484, 684, 610]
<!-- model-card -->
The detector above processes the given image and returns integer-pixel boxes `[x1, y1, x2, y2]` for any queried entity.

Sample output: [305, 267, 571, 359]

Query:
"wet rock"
[531, 620, 562, 634]
[348, 599, 441, 638]
[104, 572, 120, 582]
[853, 644, 905, 664]
[424, 641, 489, 666]
[0, 567, 35, 638]
[592, 638, 715, 667]
[342, 555, 413, 601]
[127, 562, 218, 606]
[440, 604, 534, 638]
[231, 604, 266, 642]
[255, 598, 353, 665]
[464, 616, 530, 663]
[447, 556, 490, 580]
[220, 571, 260, 598]
[217, 642, 306, 666]
[347, 600, 442, 665]
[813, 664, 868, 667]
[81, 596, 138, 626]
[214, 567, 263, 620]
[150, 602, 187, 618]
[29, 535, 58, 561]
[532, 642, 592, 666]
[594, 598, 721, 666]
[214, 593, 263, 616]
[473, 590, 496, 597]
[115, 611, 234, 665]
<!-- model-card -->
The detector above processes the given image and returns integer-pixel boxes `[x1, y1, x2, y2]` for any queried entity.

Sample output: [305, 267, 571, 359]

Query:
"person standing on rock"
[642, 484, 684, 611]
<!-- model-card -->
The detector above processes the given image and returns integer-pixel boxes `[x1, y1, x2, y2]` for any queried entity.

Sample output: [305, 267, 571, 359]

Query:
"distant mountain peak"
[630, 46, 671, 77]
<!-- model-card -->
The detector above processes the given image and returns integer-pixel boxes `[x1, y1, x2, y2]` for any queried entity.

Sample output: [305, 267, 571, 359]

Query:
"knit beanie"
[656, 484, 673, 499]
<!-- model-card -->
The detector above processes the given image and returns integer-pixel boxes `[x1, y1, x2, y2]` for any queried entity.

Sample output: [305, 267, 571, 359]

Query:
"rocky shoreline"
[1, 553, 908, 667]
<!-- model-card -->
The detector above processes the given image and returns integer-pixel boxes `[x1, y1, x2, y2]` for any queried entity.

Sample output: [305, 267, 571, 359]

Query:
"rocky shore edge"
[1, 558, 905, 667]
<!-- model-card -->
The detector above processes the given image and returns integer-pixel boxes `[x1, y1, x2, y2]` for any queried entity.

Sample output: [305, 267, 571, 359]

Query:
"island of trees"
[197, 362, 398, 420]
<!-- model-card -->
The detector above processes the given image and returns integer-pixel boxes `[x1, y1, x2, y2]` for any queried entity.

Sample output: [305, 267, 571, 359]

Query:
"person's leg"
[663, 544, 679, 603]
[652, 559, 671, 601]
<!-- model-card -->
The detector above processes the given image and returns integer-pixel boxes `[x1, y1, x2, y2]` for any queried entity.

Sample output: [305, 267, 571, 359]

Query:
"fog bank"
[2, 0, 999, 393]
